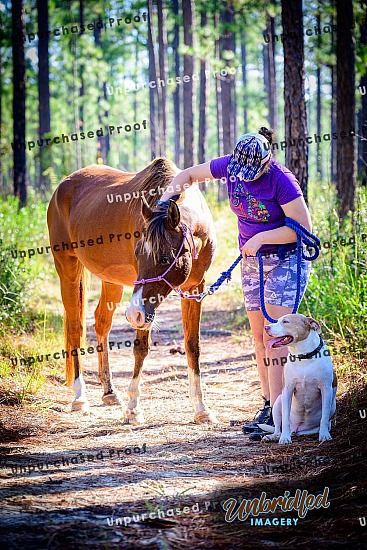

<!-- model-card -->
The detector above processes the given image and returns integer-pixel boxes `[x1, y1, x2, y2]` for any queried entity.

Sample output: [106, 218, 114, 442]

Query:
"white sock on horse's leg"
[124, 373, 145, 424]
[71, 375, 90, 414]
[188, 369, 218, 424]
[73, 374, 87, 400]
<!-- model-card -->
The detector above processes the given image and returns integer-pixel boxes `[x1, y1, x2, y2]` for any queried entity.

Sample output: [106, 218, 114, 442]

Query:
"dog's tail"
[258, 424, 275, 433]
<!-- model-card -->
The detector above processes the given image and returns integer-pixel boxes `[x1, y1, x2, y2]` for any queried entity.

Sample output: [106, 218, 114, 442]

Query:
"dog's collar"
[297, 334, 324, 360]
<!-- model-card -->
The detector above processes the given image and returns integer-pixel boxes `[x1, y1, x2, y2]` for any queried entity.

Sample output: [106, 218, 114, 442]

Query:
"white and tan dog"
[260, 314, 337, 444]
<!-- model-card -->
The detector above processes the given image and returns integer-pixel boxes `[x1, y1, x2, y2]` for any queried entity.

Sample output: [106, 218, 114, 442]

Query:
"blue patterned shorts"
[241, 247, 311, 311]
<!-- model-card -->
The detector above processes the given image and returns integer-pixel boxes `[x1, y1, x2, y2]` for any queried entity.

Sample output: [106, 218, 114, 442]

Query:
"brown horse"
[47, 157, 218, 423]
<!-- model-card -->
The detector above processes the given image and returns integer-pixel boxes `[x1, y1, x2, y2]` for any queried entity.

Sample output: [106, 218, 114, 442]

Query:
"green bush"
[0, 192, 52, 334]
[300, 185, 367, 343]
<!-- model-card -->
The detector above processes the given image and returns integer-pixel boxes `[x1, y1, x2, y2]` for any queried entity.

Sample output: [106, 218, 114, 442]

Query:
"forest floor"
[0, 291, 366, 549]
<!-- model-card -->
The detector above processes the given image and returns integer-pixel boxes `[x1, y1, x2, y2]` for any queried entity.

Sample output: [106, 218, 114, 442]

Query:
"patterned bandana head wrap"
[227, 132, 271, 181]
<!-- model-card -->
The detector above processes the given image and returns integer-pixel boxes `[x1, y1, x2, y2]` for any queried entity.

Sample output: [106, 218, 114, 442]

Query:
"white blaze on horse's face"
[126, 288, 151, 330]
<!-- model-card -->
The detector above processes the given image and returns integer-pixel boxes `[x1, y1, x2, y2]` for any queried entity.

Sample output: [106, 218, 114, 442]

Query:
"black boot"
[248, 409, 274, 440]
[242, 397, 272, 434]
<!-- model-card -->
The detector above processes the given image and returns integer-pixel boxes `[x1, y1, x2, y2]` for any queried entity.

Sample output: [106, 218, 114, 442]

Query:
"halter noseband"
[133, 223, 201, 299]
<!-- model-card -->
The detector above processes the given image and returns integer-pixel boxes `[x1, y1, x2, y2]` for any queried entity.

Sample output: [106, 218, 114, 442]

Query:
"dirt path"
[0, 296, 260, 543]
[0, 295, 365, 549]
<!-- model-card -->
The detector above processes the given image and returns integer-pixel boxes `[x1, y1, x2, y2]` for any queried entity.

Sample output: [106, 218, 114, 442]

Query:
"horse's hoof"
[102, 392, 122, 406]
[194, 411, 219, 424]
[122, 409, 145, 425]
[71, 400, 90, 415]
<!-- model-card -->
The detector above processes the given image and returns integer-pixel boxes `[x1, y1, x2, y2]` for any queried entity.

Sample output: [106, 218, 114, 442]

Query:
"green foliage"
[0, 193, 53, 333]
[299, 185, 367, 345]
[0, 192, 65, 400]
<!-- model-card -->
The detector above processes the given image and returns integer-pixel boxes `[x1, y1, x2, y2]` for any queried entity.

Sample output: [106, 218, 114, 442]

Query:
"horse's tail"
[64, 264, 89, 386]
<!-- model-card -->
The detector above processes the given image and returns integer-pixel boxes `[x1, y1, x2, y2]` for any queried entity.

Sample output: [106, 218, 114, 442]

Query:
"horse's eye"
[160, 257, 170, 265]
[282, 319, 290, 324]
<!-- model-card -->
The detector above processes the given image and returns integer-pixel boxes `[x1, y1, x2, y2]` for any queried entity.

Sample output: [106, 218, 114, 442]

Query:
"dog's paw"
[319, 431, 332, 442]
[279, 434, 292, 444]
[262, 433, 280, 443]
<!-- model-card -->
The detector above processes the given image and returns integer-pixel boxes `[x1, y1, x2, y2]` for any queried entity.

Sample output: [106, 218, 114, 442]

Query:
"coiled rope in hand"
[257, 217, 320, 323]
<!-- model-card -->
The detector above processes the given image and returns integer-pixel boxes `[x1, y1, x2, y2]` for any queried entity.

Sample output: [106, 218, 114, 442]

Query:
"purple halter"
[133, 223, 201, 299]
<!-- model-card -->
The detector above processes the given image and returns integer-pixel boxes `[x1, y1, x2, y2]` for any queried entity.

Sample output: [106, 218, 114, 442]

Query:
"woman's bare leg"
[262, 304, 293, 406]
[247, 310, 270, 400]
[247, 305, 293, 406]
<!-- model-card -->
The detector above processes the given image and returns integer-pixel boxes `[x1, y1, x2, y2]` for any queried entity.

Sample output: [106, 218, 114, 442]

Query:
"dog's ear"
[304, 316, 321, 334]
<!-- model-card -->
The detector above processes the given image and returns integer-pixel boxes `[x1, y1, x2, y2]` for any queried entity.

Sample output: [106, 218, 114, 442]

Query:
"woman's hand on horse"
[241, 235, 264, 258]
[156, 195, 180, 210]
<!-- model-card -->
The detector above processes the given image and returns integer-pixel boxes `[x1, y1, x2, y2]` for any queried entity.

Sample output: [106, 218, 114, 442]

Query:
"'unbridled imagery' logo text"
[222, 487, 330, 526]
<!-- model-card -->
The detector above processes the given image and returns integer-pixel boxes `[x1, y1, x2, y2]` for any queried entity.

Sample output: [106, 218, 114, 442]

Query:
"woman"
[158, 128, 312, 440]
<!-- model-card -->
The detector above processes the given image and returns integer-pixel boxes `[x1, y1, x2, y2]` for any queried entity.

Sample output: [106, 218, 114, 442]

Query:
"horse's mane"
[130, 157, 181, 262]
[130, 157, 179, 208]
[144, 207, 179, 263]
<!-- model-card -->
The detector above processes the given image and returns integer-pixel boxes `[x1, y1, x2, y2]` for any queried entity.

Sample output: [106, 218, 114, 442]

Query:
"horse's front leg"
[95, 281, 124, 406]
[180, 284, 218, 424]
[123, 329, 150, 424]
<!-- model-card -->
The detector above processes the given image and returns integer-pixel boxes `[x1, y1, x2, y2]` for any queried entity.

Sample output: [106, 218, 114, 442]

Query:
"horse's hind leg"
[54, 256, 90, 415]
[123, 329, 150, 424]
[94, 281, 123, 406]
[181, 283, 218, 424]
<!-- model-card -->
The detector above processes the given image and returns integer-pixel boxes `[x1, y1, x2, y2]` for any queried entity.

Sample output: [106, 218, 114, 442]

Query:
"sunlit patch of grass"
[0, 309, 66, 405]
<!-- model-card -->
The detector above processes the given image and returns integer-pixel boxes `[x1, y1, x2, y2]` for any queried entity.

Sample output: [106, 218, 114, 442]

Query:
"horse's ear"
[141, 195, 153, 221]
[166, 199, 180, 229]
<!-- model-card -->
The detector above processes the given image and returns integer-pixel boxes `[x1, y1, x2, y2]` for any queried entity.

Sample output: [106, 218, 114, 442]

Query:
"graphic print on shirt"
[230, 186, 270, 222]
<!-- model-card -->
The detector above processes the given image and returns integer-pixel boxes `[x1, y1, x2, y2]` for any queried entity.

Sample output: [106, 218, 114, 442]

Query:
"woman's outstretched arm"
[159, 161, 214, 202]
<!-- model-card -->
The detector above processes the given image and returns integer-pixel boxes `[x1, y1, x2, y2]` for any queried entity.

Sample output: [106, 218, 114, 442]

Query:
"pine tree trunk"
[215, 13, 226, 203]
[198, 10, 209, 185]
[265, 13, 277, 131]
[331, 11, 337, 184]
[331, 65, 337, 183]
[316, 14, 322, 180]
[102, 83, 110, 160]
[263, 42, 269, 111]
[148, 0, 158, 159]
[79, 0, 84, 132]
[133, 37, 139, 169]
[240, 29, 248, 132]
[157, 0, 168, 155]
[220, 2, 235, 155]
[172, 0, 181, 166]
[358, 0, 367, 185]
[336, 0, 356, 219]
[72, 41, 82, 169]
[37, 0, 51, 198]
[316, 64, 322, 179]
[12, 0, 27, 207]
[182, 0, 195, 168]
[233, 30, 237, 142]
[94, 21, 109, 163]
[0, 40, 3, 190]
[281, 0, 308, 202]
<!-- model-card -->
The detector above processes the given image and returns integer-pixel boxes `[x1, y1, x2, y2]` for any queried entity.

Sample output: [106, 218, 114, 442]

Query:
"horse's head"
[126, 198, 194, 330]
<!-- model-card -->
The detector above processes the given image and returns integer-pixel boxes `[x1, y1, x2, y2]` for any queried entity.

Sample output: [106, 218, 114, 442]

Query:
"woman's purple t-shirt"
[209, 155, 303, 253]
